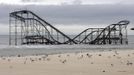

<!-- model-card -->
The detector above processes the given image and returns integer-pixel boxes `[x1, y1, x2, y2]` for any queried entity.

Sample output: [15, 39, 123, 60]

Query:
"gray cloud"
[21, 0, 42, 2]
[117, 0, 134, 4]
[0, 4, 134, 26]
[0, 4, 134, 35]
[72, 0, 82, 5]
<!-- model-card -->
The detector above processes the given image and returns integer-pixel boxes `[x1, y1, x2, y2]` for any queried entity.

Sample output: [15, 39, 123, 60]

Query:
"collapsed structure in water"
[9, 10, 129, 45]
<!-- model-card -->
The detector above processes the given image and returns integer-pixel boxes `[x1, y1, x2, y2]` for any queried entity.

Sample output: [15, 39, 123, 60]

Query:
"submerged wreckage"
[9, 10, 129, 45]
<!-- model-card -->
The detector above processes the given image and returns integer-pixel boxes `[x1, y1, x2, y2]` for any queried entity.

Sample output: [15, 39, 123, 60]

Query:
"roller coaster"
[9, 10, 129, 45]
[72, 20, 129, 45]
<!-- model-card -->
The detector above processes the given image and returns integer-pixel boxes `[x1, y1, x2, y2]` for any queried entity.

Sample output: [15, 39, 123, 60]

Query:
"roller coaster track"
[72, 28, 104, 44]
[9, 10, 76, 45]
[73, 20, 129, 45]
[9, 10, 129, 45]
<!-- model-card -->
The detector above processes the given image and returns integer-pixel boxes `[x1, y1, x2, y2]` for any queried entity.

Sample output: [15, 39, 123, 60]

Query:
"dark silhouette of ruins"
[9, 10, 129, 45]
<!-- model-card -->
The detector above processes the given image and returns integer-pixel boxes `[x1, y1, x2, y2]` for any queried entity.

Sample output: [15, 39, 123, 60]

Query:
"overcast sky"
[0, 0, 134, 35]
[0, 0, 134, 5]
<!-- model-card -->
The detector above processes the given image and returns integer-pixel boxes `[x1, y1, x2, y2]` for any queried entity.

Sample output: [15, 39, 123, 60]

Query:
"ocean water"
[0, 35, 134, 57]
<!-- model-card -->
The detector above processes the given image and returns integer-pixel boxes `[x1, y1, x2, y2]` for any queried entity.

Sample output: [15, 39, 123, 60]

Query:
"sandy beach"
[0, 50, 134, 75]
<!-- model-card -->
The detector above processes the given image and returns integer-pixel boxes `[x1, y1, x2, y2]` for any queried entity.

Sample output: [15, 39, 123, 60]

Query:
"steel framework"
[9, 10, 76, 45]
[9, 10, 129, 45]
[72, 20, 129, 45]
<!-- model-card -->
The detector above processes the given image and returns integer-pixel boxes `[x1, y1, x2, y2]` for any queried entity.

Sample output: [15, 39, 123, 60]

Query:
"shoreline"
[0, 44, 134, 57]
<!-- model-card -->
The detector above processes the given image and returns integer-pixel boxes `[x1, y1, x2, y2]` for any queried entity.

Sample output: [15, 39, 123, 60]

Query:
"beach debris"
[46, 58, 51, 61]
[35, 54, 39, 56]
[86, 53, 92, 58]
[98, 54, 102, 56]
[7, 59, 11, 62]
[31, 59, 35, 62]
[59, 59, 67, 64]
[66, 54, 70, 57]
[109, 49, 112, 51]
[17, 54, 21, 57]
[2, 57, 6, 60]
[62, 59, 67, 64]
[42, 57, 46, 61]
[126, 60, 133, 66]
[38, 58, 42, 61]
[42, 55, 48, 60]
[30, 58, 35, 62]
[113, 55, 116, 57]
[91, 62, 94, 64]
[102, 70, 106, 72]
[111, 64, 114, 67]
[128, 54, 130, 57]
[58, 55, 61, 58]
